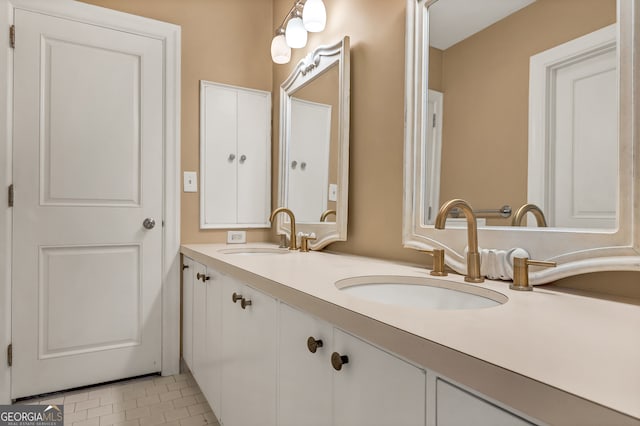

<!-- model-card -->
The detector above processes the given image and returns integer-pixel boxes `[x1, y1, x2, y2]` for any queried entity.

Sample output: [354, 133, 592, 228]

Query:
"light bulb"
[271, 34, 291, 64]
[303, 0, 326, 32]
[285, 16, 307, 48]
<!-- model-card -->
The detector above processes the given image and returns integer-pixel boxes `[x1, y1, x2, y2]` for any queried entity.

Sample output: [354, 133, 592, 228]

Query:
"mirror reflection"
[423, 0, 617, 229]
[286, 64, 339, 223]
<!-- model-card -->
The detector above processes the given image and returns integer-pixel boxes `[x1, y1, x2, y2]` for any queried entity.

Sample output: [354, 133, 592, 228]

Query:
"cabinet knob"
[232, 292, 243, 303]
[331, 352, 349, 371]
[228, 153, 236, 162]
[307, 337, 323, 353]
[239, 154, 247, 164]
[182, 264, 189, 270]
[196, 273, 210, 282]
[196, 272, 203, 280]
[241, 298, 252, 309]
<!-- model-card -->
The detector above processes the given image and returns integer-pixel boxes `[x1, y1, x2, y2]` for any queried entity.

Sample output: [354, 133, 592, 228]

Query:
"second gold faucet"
[269, 207, 298, 250]
[434, 199, 484, 283]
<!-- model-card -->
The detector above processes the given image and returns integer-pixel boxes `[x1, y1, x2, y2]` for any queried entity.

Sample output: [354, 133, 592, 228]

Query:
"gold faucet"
[269, 207, 298, 250]
[512, 203, 548, 227]
[434, 199, 484, 283]
[320, 209, 336, 222]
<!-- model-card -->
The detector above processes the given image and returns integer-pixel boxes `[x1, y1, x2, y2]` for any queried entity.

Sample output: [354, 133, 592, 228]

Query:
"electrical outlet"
[227, 231, 246, 244]
[183, 171, 197, 192]
[329, 184, 338, 202]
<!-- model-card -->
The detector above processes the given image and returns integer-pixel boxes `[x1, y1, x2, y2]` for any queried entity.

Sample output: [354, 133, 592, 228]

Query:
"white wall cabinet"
[200, 81, 271, 229]
[182, 258, 539, 426]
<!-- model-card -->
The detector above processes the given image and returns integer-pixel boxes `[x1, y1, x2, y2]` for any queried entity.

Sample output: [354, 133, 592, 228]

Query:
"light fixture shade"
[271, 34, 291, 64]
[285, 16, 307, 48]
[303, 0, 326, 32]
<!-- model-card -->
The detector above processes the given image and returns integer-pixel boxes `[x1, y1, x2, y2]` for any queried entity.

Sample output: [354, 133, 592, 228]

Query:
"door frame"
[0, 0, 181, 403]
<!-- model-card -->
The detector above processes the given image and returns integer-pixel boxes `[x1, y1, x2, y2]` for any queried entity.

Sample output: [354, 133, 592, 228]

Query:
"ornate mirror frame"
[276, 36, 350, 249]
[403, 0, 639, 283]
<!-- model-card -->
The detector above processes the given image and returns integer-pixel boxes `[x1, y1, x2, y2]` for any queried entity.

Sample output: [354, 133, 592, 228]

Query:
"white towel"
[477, 247, 530, 280]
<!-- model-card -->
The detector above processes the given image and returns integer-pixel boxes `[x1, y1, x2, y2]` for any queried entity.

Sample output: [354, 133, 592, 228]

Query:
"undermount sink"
[218, 247, 290, 255]
[336, 275, 507, 310]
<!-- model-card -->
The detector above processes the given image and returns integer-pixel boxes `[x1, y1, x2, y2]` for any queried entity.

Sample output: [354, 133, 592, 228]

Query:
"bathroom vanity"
[181, 243, 640, 426]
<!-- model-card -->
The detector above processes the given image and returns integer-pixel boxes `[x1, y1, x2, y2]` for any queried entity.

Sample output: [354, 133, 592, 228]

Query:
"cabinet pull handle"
[331, 352, 349, 371]
[182, 264, 189, 270]
[241, 298, 252, 309]
[307, 337, 323, 353]
[232, 292, 243, 303]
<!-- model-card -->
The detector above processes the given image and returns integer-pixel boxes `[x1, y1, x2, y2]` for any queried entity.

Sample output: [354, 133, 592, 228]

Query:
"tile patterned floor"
[16, 372, 220, 426]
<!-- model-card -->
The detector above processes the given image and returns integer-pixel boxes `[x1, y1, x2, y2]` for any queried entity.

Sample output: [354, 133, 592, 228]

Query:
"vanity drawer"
[436, 379, 535, 426]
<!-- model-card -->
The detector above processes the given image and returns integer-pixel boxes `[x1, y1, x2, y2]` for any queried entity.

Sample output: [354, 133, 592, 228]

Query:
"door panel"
[12, 9, 163, 398]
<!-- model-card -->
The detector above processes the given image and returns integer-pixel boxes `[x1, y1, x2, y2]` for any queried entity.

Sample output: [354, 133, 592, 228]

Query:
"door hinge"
[7, 344, 12, 367]
[8, 184, 13, 207]
[9, 25, 15, 49]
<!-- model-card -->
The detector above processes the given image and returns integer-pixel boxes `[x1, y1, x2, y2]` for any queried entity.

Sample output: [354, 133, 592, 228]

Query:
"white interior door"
[288, 98, 331, 222]
[553, 49, 617, 228]
[528, 25, 617, 229]
[12, 9, 164, 398]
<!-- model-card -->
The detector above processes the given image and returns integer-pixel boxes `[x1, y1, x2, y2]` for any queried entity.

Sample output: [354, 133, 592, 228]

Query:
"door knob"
[307, 337, 323, 353]
[143, 218, 156, 230]
[240, 298, 252, 309]
[331, 352, 349, 371]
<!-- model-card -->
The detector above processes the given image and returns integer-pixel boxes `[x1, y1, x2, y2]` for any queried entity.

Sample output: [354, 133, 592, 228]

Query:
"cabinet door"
[278, 303, 332, 426]
[436, 379, 534, 426]
[201, 83, 238, 226]
[181, 257, 194, 370]
[191, 262, 207, 380]
[221, 278, 277, 426]
[236, 90, 271, 225]
[200, 268, 223, 418]
[333, 329, 426, 426]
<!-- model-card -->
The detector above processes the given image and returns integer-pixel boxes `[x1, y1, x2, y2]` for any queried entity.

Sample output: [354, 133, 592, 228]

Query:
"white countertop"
[181, 243, 640, 422]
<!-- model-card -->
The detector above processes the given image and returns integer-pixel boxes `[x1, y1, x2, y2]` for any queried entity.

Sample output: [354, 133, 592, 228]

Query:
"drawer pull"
[232, 292, 243, 303]
[307, 337, 323, 353]
[241, 298, 252, 309]
[331, 352, 349, 371]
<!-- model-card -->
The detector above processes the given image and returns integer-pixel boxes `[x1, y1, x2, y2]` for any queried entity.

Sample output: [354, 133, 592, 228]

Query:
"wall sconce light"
[271, 0, 327, 64]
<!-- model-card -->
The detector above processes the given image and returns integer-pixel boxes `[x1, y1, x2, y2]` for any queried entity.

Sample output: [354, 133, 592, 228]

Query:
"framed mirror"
[276, 36, 350, 249]
[404, 0, 639, 283]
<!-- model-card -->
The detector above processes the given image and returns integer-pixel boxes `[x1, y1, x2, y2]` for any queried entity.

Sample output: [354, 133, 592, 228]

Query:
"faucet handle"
[510, 257, 556, 291]
[300, 234, 317, 252]
[420, 249, 447, 277]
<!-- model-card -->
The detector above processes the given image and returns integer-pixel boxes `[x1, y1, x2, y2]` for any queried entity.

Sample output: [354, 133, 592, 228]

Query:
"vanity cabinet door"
[333, 329, 426, 426]
[278, 303, 332, 426]
[221, 278, 277, 426]
[200, 268, 223, 418]
[436, 379, 534, 426]
[191, 261, 207, 380]
[181, 257, 194, 370]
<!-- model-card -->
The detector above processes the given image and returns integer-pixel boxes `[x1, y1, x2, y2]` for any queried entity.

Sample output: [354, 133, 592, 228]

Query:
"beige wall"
[82, 0, 638, 297]
[81, 0, 274, 243]
[434, 0, 615, 225]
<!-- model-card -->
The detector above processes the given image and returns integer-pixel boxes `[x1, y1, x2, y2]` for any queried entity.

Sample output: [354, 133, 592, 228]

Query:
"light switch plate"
[328, 184, 338, 202]
[183, 171, 197, 192]
[227, 231, 246, 244]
